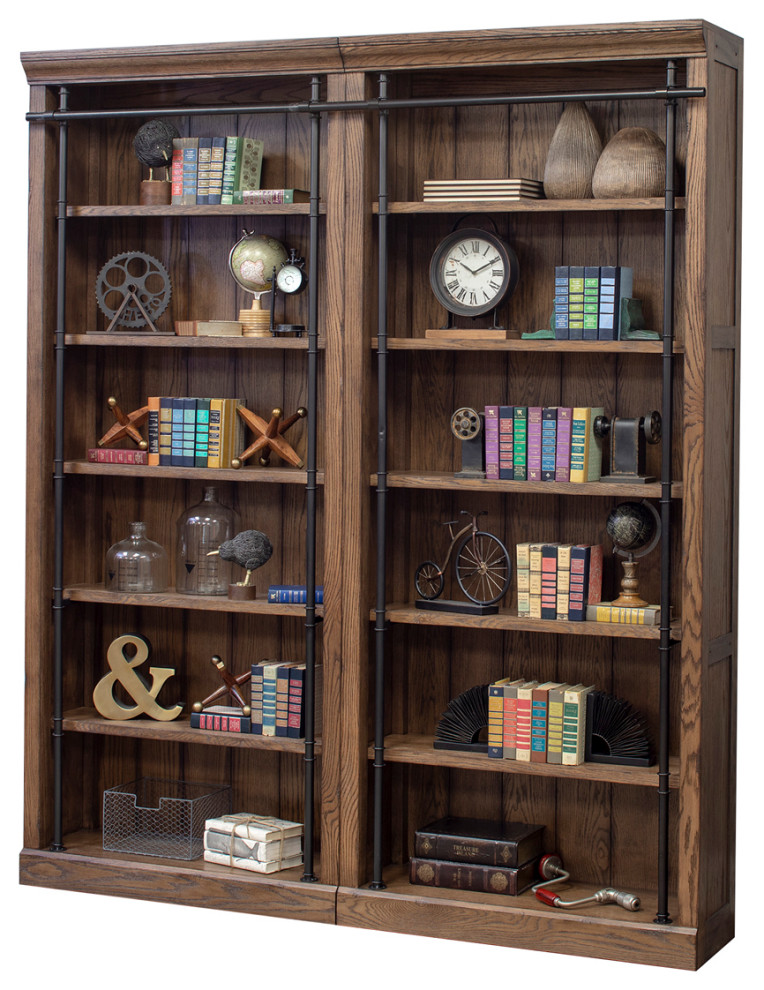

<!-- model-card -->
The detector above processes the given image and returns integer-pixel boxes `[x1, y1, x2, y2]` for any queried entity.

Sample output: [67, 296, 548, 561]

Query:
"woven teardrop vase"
[543, 103, 602, 199]
[592, 127, 666, 198]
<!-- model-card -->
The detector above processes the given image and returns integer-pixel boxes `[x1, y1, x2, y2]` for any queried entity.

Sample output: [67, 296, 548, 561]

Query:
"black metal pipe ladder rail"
[372, 65, 695, 927]
[29, 79, 323, 881]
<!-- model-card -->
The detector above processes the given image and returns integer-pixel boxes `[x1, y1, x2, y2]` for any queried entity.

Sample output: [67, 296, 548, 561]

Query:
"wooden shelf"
[381, 603, 679, 640]
[63, 460, 322, 484]
[61, 707, 320, 753]
[20, 831, 335, 924]
[337, 865, 693, 969]
[374, 470, 683, 499]
[63, 583, 323, 616]
[372, 336, 684, 354]
[375, 197, 686, 214]
[374, 733, 676, 788]
[67, 203, 324, 217]
[65, 333, 324, 349]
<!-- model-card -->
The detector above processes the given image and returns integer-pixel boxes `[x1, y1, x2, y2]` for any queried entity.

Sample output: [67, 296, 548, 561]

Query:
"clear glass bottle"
[106, 521, 168, 593]
[175, 487, 238, 595]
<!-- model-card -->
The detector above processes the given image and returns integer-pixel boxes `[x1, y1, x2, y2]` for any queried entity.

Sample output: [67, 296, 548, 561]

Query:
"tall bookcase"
[20, 20, 741, 971]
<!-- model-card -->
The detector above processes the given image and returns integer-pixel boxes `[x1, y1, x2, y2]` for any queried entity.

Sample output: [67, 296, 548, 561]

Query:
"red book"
[541, 545, 558, 620]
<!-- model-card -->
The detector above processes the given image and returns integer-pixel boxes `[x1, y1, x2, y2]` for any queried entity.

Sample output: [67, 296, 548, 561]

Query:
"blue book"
[194, 398, 210, 467]
[541, 407, 557, 481]
[268, 585, 324, 604]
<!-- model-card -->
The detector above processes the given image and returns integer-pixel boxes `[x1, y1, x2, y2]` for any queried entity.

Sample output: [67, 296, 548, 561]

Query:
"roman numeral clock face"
[429, 228, 519, 319]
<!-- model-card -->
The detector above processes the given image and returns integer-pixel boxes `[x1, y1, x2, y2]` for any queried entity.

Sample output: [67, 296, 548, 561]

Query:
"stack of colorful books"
[203, 812, 303, 873]
[170, 136, 263, 205]
[146, 396, 246, 468]
[516, 542, 603, 621]
[409, 817, 544, 895]
[553, 265, 633, 340]
[486, 678, 594, 765]
[484, 405, 604, 483]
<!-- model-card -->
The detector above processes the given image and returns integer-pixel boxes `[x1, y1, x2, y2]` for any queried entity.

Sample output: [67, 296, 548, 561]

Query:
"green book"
[512, 406, 527, 481]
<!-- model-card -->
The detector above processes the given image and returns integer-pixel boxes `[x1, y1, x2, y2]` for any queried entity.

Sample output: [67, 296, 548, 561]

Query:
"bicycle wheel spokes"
[455, 532, 511, 605]
[415, 560, 444, 600]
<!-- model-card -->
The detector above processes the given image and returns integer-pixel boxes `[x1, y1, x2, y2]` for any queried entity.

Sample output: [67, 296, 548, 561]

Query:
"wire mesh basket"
[103, 778, 232, 860]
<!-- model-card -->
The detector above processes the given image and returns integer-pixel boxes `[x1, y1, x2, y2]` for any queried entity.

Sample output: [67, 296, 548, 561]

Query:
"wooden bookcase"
[19, 20, 741, 971]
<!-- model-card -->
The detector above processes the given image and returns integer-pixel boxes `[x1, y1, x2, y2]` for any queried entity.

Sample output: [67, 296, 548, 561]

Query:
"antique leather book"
[409, 856, 539, 896]
[414, 817, 544, 868]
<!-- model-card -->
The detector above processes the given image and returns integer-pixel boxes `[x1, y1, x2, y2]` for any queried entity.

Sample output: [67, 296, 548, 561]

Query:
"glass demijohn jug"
[176, 487, 238, 595]
[105, 521, 169, 593]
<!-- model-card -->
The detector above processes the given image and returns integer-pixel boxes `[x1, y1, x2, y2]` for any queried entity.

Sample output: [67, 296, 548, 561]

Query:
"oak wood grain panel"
[337, 870, 696, 969]
[20, 833, 335, 923]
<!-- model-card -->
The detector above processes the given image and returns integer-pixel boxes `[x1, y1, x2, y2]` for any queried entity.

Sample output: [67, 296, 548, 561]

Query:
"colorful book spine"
[599, 266, 633, 340]
[554, 265, 569, 339]
[487, 682, 506, 758]
[262, 662, 279, 736]
[540, 544, 558, 620]
[562, 684, 594, 765]
[196, 137, 212, 204]
[87, 448, 149, 465]
[567, 266, 585, 339]
[568, 544, 591, 621]
[587, 544, 603, 604]
[502, 681, 522, 760]
[191, 706, 251, 733]
[170, 143, 184, 202]
[275, 662, 296, 737]
[236, 138, 264, 194]
[570, 406, 604, 482]
[583, 266, 600, 340]
[250, 659, 278, 735]
[147, 395, 160, 466]
[267, 585, 325, 604]
[556, 544, 572, 620]
[531, 682, 558, 763]
[555, 407, 572, 482]
[220, 136, 240, 205]
[512, 406, 527, 480]
[194, 398, 210, 467]
[498, 405, 515, 480]
[158, 397, 173, 465]
[546, 684, 568, 764]
[515, 681, 538, 762]
[527, 406, 543, 482]
[232, 188, 309, 205]
[484, 405, 499, 481]
[207, 398, 223, 468]
[179, 137, 199, 205]
[207, 137, 226, 204]
[516, 542, 530, 616]
[586, 604, 663, 625]
[528, 543, 544, 619]
[541, 407, 557, 481]
[287, 664, 306, 738]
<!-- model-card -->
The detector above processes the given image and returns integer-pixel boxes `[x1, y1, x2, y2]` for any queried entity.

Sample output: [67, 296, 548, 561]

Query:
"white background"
[1, 3, 760, 986]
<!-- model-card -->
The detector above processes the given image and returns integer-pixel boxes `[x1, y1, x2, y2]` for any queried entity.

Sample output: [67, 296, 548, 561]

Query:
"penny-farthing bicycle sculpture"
[415, 510, 512, 606]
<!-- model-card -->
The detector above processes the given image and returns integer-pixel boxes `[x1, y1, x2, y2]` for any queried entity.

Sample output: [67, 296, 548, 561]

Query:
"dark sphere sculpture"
[212, 530, 273, 586]
[134, 119, 180, 171]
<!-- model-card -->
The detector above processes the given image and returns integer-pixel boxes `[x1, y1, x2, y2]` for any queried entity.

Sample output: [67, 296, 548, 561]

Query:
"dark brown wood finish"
[21, 21, 741, 970]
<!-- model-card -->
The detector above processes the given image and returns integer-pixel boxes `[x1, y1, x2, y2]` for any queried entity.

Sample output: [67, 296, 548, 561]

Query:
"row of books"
[203, 812, 303, 874]
[190, 660, 323, 738]
[409, 816, 543, 896]
[170, 136, 263, 205]
[146, 396, 246, 468]
[485, 405, 604, 483]
[553, 265, 633, 340]
[517, 542, 603, 621]
[487, 678, 594, 764]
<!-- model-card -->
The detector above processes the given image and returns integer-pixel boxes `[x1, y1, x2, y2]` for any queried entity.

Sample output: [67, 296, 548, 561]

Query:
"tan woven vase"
[592, 127, 666, 198]
[543, 102, 602, 199]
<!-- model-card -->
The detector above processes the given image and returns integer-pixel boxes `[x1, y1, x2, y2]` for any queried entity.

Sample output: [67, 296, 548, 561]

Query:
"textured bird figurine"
[208, 529, 273, 586]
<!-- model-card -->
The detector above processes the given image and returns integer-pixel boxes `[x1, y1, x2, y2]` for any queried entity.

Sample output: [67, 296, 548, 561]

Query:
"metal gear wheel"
[95, 251, 172, 328]
[450, 406, 482, 441]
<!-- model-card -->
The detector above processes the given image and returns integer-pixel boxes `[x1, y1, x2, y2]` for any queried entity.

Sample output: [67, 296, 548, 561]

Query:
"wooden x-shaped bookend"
[98, 396, 150, 449]
[232, 405, 307, 469]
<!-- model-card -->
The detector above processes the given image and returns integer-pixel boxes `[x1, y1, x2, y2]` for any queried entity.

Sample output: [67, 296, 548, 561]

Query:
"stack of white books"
[423, 177, 544, 201]
[203, 812, 303, 873]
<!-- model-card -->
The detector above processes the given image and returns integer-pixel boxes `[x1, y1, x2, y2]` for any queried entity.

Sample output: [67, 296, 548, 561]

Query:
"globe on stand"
[606, 500, 661, 607]
[228, 231, 288, 336]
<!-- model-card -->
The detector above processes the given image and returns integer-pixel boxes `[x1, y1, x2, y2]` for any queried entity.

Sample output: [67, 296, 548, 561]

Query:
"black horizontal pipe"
[26, 85, 705, 123]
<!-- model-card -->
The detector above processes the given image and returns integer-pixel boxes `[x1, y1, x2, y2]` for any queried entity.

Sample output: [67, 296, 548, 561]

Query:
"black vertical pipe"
[51, 86, 69, 852]
[655, 60, 677, 925]
[370, 74, 389, 891]
[301, 75, 321, 884]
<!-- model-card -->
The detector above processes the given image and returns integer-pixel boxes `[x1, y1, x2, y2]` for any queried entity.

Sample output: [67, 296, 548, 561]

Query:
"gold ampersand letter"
[93, 633, 183, 721]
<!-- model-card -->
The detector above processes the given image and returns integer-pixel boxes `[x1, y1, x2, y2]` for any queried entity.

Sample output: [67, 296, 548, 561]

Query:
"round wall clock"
[429, 227, 519, 319]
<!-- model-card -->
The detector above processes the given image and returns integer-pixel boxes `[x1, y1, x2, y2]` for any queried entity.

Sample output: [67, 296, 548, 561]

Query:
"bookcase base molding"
[21, 18, 741, 972]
